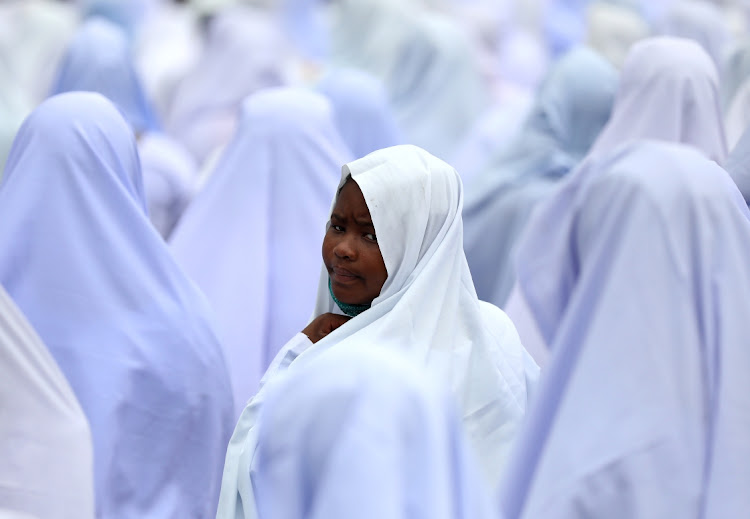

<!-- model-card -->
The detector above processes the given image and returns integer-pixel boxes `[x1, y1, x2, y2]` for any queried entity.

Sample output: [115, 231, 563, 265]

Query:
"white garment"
[216, 144, 537, 519]
[726, 79, 750, 149]
[659, 0, 731, 70]
[170, 88, 351, 417]
[0, 285, 94, 519]
[500, 140, 750, 518]
[585, 1, 650, 68]
[254, 346, 498, 519]
[166, 6, 291, 165]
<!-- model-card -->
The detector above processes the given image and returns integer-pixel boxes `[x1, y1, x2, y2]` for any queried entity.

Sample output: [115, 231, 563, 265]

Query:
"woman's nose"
[333, 234, 357, 260]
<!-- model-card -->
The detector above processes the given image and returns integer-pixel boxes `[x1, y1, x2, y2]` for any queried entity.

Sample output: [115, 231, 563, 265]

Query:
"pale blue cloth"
[463, 47, 617, 307]
[500, 140, 750, 518]
[51, 16, 160, 133]
[0, 92, 234, 517]
[254, 347, 498, 519]
[725, 124, 750, 205]
[317, 68, 403, 159]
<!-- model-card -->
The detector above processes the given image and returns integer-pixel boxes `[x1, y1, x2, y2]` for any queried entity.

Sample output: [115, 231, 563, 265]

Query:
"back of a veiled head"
[255, 347, 496, 519]
[590, 36, 727, 163]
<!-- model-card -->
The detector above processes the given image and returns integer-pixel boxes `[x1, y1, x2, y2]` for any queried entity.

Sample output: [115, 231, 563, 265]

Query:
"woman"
[217, 144, 537, 518]
[0, 285, 94, 519]
[170, 87, 351, 417]
[0, 92, 234, 517]
[254, 347, 496, 519]
[500, 140, 750, 518]
[505, 37, 728, 364]
[463, 46, 618, 308]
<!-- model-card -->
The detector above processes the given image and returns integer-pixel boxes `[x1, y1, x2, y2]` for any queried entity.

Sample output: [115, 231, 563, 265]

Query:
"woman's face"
[322, 179, 388, 305]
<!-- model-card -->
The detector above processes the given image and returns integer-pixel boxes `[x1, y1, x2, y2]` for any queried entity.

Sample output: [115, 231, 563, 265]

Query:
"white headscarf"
[585, 1, 650, 68]
[510, 37, 728, 353]
[659, 0, 731, 70]
[216, 144, 536, 519]
[166, 6, 291, 164]
[170, 88, 351, 417]
[0, 92, 234, 517]
[254, 347, 497, 519]
[725, 121, 750, 205]
[500, 140, 750, 518]
[0, 285, 94, 519]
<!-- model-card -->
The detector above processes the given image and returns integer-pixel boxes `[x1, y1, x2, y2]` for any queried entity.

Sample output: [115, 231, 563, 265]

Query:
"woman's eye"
[364, 233, 377, 243]
[332, 225, 344, 232]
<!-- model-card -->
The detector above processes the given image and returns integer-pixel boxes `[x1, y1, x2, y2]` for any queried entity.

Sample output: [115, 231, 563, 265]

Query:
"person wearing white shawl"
[317, 68, 404, 159]
[51, 17, 198, 238]
[216, 144, 537, 519]
[0, 92, 234, 517]
[253, 346, 497, 519]
[585, 1, 650, 69]
[464, 46, 618, 309]
[0, 285, 94, 519]
[659, 0, 731, 71]
[499, 140, 750, 518]
[725, 122, 750, 206]
[166, 6, 291, 165]
[170, 87, 351, 418]
[505, 36, 728, 366]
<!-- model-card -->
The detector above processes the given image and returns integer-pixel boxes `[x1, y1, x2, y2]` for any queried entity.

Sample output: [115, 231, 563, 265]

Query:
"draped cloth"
[170, 88, 350, 418]
[725, 122, 750, 205]
[464, 47, 618, 307]
[506, 37, 728, 357]
[499, 141, 750, 518]
[0, 285, 94, 519]
[0, 92, 234, 517]
[254, 347, 497, 519]
[216, 144, 536, 518]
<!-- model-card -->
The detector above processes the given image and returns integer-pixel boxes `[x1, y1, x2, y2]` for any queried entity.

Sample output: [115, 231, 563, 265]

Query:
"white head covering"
[659, 0, 731, 70]
[720, 39, 750, 111]
[725, 78, 750, 149]
[166, 6, 291, 164]
[0, 92, 234, 517]
[216, 144, 536, 519]
[725, 122, 750, 205]
[170, 88, 350, 417]
[51, 16, 160, 133]
[464, 46, 618, 308]
[317, 68, 404, 159]
[0, 284, 94, 519]
[512, 36, 728, 350]
[254, 346, 497, 519]
[585, 1, 650, 68]
[500, 140, 750, 518]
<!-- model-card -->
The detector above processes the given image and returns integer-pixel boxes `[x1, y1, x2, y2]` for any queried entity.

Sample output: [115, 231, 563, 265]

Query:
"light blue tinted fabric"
[169, 88, 350, 418]
[0, 92, 234, 517]
[725, 124, 750, 205]
[317, 68, 404, 159]
[499, 140, 750, 518]
[51, 17, 160, 133]
[254, 347, 498, 519]
[659, 0, 731, 70]
[463, 47, 617, 307]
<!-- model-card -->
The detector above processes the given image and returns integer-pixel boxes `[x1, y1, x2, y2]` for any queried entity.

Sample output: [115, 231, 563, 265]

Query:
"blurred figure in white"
[317, 68, 404, 159]
[506, 37, 728, 366]
[52, 17, 198, 238]
[329, 0, 489, 160]
[721, 39, 750, 111]
[0, 285, 94, 519]
[166, 6, 292, 166]
[725, 121, 750, 206]
[659, 0, 732, 70]
[253, 347, 498, 519]
[500, 141, 750, 518]
[0, 62, 31, 175]
[170, 88, 350, 418]
[0, 0, 77, 105]
[585, 0, 650, 68]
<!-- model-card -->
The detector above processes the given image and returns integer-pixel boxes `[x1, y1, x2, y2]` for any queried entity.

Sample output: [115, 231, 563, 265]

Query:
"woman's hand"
[302, 313, 351, 344]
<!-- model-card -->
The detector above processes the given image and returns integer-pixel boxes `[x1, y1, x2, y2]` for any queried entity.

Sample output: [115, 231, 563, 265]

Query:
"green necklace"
[328, 278, 371, 317]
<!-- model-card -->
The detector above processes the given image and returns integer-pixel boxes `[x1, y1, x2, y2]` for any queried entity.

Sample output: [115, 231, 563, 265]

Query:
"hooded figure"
[216, 144, 537, 518]
[500, 140, 750, 518]
[0, 92, 234, 517]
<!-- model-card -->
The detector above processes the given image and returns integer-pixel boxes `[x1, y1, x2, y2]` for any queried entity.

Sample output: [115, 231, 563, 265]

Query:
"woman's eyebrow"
[330, 213, 344, 221]
[355, 217, 374, 228]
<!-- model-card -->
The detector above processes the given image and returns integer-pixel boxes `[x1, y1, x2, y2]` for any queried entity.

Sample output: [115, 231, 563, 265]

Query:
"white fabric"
[510, 36, 728, 351]
[659, 0, 731, 70]
[166, 6, 291, 165]
[0, 285, 94, 519]
[170, 88, 350, 418]
[725, 120, 750, 205]
[500, 140, 750, 518]
[585, 1, 650, 68]
[726, 79, 750, 149]
[216, 144, 537, 519]
[138, 132, 197, 238]
[720, 39, 750, 111]
[254, 346, 497, 519]
[0, 92, 234, 517]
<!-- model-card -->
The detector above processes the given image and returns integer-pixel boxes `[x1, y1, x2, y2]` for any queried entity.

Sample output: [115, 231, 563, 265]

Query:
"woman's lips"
[331, 266, 360, 284]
